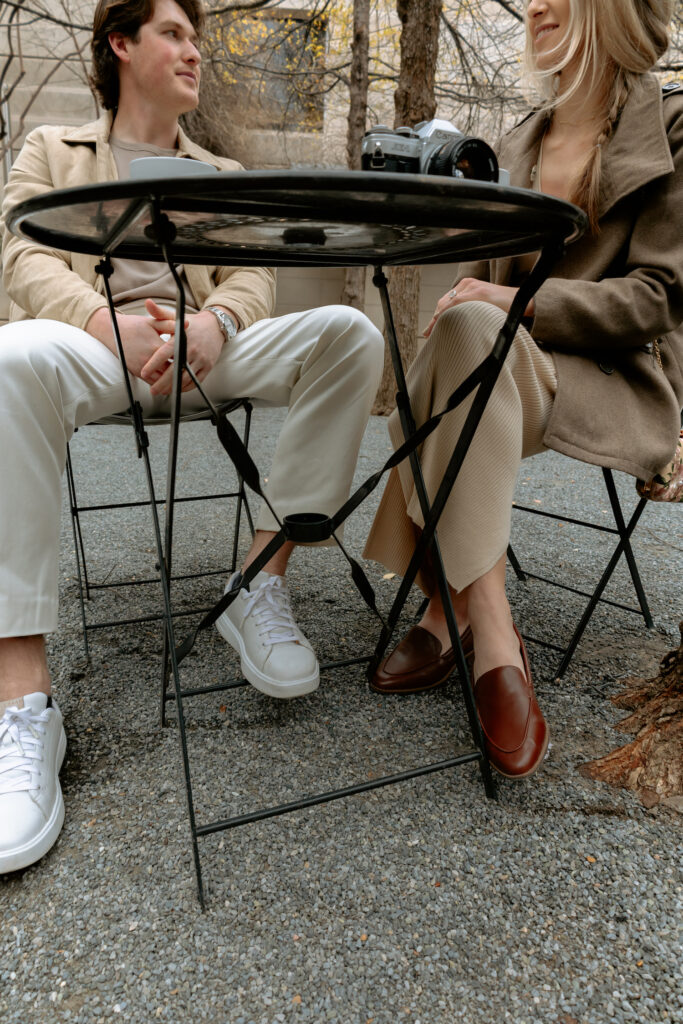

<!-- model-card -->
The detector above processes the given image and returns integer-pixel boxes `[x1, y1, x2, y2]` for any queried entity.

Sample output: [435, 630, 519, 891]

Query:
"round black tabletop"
[7, 169, 587, 267]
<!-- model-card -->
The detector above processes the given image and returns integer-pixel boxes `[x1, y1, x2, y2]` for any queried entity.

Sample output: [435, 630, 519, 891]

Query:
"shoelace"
[0, 707, 47, 795]
[242, 576, 301, 646]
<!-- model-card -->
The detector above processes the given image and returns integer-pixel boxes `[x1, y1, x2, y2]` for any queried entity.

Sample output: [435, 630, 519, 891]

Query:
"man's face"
[117, 0, 201, 116]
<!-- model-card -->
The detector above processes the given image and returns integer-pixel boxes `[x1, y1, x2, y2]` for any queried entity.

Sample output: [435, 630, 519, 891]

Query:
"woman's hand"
[423, 279, 535, 338]
[139, 299, 225, 395]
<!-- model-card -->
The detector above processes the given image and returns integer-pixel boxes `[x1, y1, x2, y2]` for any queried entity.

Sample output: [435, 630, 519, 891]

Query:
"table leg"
[98, 227, 207, 905]
[370, 266, 495, 796]
[368, 244, 565, 795]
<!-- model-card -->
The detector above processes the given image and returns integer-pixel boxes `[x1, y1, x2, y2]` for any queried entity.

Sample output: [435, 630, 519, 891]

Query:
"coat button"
[599, 362, 614, 375]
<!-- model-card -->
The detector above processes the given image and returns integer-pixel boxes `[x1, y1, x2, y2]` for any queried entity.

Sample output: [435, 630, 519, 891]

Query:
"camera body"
[361, 118, 508, 185]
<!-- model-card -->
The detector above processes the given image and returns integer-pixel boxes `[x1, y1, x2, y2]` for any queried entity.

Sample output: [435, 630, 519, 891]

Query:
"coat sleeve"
[530, 101, 683, 357]
[452, 259, 491, 288]
[1, 129, 278, 331]
[1, 128, 110, 330]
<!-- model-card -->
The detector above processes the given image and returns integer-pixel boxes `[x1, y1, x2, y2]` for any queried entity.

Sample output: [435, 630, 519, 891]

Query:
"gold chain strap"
[653, 339, 664, 371]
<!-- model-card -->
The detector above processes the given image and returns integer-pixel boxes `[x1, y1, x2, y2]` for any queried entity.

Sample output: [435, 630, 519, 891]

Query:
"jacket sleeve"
[1, 128, 109, 330]
[452, 259, 491, 288]
[176, 144, 276, 327]
[530, 101, 683, 357]
[201, 264, 277, 329]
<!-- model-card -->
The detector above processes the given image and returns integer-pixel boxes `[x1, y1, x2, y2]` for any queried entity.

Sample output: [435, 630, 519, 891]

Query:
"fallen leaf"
[219, 705, 227, 714]
[292, 995, 302, 1005]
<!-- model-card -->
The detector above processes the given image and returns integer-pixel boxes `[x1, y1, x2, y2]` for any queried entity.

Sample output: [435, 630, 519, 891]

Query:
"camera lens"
[427, 137, 498, 182]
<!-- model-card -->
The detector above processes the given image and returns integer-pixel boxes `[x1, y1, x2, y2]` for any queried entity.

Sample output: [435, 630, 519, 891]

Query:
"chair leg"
[507, 543, 526, 582]
[553, 493, 650, 678]
[66, 443, 91, 660]
[602, 469, 653, 628]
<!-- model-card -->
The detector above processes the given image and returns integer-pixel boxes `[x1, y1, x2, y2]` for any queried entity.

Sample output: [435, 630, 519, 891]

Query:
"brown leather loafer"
[370, 624, 473, 694]
[474, 626, 549, 779]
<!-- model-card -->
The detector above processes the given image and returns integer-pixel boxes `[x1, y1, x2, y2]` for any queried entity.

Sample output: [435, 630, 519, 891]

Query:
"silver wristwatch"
[206, 306, 238, 343]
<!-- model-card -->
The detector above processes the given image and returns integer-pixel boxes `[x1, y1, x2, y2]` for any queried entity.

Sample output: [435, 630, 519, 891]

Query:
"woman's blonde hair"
[523, 0, 674, 230]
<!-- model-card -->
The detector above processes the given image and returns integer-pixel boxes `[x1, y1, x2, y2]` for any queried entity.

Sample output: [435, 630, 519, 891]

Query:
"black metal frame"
[10, 172, 587, 906]
[65, 401, 254, 664]
[508, 467, 652, 678]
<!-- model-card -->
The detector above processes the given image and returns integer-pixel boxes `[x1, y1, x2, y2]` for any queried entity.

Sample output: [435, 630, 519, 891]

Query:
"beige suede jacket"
[455, 73, 683, 480]
[0, 112, 276, 332]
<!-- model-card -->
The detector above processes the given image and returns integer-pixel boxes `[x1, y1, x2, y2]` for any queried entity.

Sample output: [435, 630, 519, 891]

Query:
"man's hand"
[423, 279, 535, 339]
[139, 299, 225, 396]
[86, 305, 172, 377]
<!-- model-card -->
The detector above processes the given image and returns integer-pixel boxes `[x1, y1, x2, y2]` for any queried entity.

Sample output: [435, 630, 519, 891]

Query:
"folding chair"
[508, 466, 652, 678]
[65, 399, 254, 667]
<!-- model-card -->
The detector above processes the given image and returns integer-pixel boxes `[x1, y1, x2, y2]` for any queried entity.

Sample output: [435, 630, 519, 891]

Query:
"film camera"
[361, 118, 507, 184]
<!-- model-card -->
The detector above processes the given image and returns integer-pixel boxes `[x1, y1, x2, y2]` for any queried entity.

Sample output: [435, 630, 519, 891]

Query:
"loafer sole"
[487, 725, 550, 780]
[369, 664, 456, 694]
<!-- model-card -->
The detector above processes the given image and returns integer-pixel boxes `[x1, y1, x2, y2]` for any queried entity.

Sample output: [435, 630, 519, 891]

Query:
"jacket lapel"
[500, 72, 673, 219]
[598, 73, 673, 218]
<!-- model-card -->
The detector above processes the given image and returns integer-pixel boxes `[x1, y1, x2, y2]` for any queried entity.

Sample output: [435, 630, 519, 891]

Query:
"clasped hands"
[88, 298, 227, 395]
[423, 279, 535, 339]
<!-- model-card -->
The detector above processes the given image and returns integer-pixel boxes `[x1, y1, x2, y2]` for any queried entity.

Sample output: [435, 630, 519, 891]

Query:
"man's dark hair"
[90, 0, 205, 111]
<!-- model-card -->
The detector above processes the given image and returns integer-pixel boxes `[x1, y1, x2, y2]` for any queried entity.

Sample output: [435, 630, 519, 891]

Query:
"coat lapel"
[500, 72, 674, 219]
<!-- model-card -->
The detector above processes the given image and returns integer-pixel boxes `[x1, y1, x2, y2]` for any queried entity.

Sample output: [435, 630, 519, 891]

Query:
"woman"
[364, 0, 683, 779]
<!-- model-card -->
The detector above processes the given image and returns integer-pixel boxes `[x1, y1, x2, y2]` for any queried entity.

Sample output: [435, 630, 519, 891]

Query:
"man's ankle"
[0, 636, 51, 701]
[242, 531, 294, 577]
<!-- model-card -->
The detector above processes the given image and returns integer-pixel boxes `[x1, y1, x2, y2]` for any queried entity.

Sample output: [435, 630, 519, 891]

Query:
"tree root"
[580, 622, 683, 808]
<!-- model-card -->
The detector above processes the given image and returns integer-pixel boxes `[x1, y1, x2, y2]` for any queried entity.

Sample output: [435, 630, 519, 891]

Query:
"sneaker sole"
[0, 728, 67, 874]
[216, 613, 319, 699]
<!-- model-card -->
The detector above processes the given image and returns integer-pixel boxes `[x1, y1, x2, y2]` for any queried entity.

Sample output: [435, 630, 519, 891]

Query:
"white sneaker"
[216, 571, 319, 699]
[0, 693, 67, 873]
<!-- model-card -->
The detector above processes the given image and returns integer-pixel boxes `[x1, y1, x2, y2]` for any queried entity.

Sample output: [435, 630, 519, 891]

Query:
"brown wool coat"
[0, 112, 276, 333]
[455, 73, 683, 480]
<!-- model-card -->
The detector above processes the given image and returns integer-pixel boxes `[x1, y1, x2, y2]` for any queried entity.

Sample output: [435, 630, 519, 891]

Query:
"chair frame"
[65, 399, 254, 665]
[508, 466, 652, 678]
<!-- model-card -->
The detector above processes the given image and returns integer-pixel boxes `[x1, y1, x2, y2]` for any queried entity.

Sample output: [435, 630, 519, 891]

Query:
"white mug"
[129, 156, 218, 179]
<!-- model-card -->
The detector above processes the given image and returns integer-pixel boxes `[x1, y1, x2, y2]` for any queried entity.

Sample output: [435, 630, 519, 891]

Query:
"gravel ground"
[2, 407, 681, 1024]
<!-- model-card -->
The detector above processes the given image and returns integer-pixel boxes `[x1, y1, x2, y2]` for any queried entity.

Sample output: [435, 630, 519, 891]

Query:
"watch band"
[206, 306, 238, 342]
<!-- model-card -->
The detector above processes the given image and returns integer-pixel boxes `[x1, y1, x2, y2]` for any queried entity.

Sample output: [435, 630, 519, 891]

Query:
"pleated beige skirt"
[363, 300, 557, 594]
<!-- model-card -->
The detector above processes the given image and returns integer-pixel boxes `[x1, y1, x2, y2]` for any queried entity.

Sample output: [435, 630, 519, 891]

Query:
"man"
[0, 0, 384, 872]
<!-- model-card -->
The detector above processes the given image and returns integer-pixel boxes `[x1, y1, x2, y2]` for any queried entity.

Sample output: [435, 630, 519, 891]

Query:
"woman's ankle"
[470, 610, 524, 681]
[418, 591, 468, 651]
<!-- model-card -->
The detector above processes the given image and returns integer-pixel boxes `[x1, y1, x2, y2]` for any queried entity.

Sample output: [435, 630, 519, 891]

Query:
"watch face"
[209, 307, 236, 338]
[222, 313, 236, 338]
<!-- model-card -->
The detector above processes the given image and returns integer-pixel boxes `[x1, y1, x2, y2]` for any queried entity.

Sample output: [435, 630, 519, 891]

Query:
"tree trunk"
[373, 0, 443, 414]
[340, 0, 371, 312]
[580, 621, 683, 810]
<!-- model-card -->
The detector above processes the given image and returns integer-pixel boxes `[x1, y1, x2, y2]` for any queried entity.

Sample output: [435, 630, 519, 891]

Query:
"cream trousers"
[364, 301, 557, 594]
[0, 305, 384, 637]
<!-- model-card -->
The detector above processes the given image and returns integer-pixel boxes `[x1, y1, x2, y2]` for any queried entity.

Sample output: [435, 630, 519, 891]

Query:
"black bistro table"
[8, 170, 586, 904]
